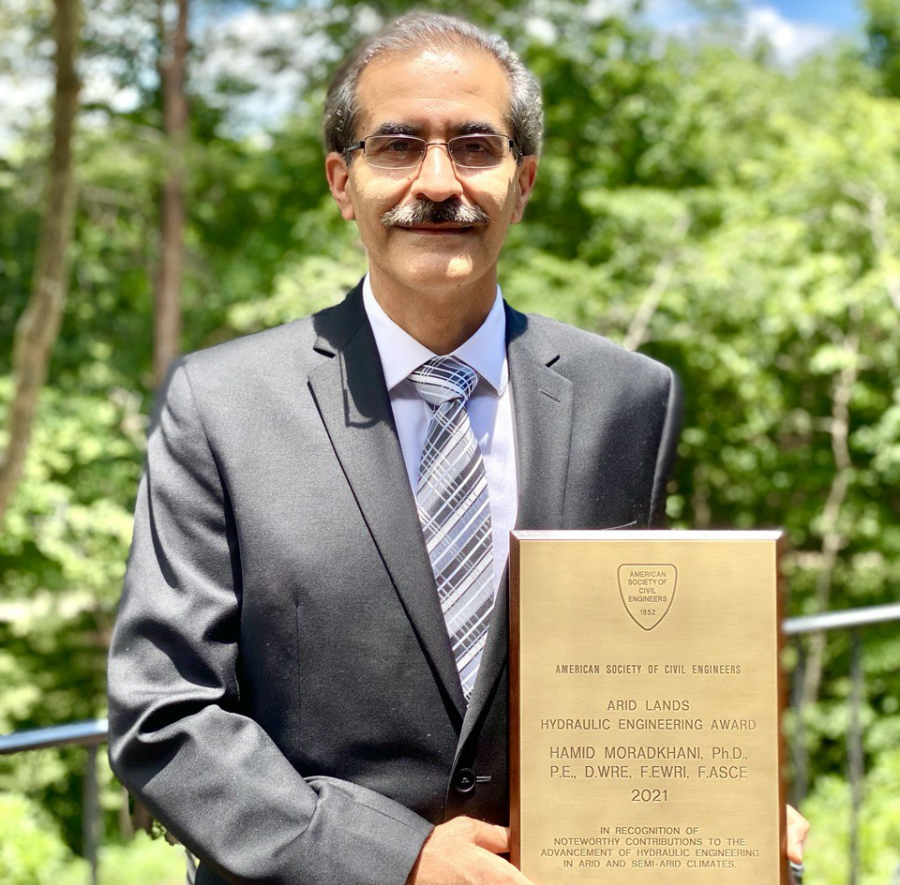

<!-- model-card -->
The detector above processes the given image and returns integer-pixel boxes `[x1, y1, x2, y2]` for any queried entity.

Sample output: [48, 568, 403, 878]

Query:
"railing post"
[83, 744, 100, 885]
[847, 629, 864, 885]
[790, 640, 808, 805]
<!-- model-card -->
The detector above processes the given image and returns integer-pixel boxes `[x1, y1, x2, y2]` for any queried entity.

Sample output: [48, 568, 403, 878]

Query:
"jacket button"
[453, 768, 476, 794]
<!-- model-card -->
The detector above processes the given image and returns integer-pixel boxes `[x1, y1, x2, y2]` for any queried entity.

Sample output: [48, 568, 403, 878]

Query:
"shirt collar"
[362, 275, 508, 395]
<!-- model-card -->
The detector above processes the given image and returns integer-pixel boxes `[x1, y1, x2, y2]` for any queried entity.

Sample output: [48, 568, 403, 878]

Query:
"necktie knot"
[408, 356, 478, 408]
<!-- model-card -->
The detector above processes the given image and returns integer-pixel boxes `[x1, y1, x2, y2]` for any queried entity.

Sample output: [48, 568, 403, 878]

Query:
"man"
[108, 14, 806, 885]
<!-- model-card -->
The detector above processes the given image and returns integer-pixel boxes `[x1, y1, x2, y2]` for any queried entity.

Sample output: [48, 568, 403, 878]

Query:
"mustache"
[381, 199, 490, 228]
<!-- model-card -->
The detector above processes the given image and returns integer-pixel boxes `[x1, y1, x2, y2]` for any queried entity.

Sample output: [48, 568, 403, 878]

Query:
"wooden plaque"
[509, 531, 787, 885]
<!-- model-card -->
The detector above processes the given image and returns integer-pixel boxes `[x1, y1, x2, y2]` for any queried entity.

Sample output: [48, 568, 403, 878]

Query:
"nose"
[411, 142, 464, 203]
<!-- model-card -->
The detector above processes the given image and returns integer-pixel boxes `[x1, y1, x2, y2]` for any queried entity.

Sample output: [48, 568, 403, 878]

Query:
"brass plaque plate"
[510, 531, 786, 885]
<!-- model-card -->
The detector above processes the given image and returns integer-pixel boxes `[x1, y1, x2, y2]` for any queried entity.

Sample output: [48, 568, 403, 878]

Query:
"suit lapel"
[507, 307, 574, 533]
[307, 286, 467, 719]
[457, 305, 574, 750]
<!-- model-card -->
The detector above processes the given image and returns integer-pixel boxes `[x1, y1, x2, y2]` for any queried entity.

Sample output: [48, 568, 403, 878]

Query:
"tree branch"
[866, 191, 900, 313]
[799, 317, 860, 708]
[623, 214, 689, 352]
[843, 183, 900, 313]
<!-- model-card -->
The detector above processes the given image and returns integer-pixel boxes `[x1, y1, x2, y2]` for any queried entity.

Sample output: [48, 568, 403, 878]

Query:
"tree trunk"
[153, 0, 189, 387]
[0, 0, 81, 526]
[792, 318, 859, 801]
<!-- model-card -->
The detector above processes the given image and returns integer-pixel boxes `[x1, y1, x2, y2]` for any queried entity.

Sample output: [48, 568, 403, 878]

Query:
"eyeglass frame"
[342, 133, 521, 171]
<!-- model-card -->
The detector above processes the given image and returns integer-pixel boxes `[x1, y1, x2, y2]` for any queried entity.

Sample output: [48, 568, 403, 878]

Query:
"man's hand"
[786, 805, 810, 864]
[407, 807, 808, 884]
[407, 817, 536, 885]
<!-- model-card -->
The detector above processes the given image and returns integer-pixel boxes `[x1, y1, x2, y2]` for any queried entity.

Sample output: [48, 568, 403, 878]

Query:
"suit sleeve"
[107, 360, 433, 885]
[648, 366, 683, 527]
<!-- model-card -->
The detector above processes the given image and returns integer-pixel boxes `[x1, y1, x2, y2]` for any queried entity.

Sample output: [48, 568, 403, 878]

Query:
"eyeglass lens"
[364, 135, 509, 169]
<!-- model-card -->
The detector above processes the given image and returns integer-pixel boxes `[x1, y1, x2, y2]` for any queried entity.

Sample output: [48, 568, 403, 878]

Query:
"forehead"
[355, 45, 512, 136]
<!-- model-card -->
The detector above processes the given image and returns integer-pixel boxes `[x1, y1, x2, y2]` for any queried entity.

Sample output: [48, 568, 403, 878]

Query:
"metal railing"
[0, 717, 108, 754]
[783, 602, 900, 885]
[782, 602, 900, 635]
[0, 718, 109, 885]
[2, 604, 900, 885]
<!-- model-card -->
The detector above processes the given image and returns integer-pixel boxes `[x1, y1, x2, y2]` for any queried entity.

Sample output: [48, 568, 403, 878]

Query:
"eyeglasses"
[344, 134, 516, 171]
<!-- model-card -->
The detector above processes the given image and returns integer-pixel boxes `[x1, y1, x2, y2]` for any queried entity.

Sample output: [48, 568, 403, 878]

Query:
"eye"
[363, 135, 425, 169]
[368, 136, 421, 156]
[451, 135, 507, 168]
[384, 138, 414, 152]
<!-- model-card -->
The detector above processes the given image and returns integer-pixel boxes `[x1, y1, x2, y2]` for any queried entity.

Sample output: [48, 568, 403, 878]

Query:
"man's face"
[326, 45, 537, 299]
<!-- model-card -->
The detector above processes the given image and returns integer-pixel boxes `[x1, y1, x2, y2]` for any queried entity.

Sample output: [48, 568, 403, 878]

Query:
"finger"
[786, 805, 810, 863]
[467, 820, 511, 854]
[479, 849, 539, 884]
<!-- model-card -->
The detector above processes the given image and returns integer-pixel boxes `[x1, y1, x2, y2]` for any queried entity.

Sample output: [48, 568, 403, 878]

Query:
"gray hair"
[324, 13, 543, 161]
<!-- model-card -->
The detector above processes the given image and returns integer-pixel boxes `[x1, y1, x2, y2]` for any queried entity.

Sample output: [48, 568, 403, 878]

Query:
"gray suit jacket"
[107, 283, 680, 885]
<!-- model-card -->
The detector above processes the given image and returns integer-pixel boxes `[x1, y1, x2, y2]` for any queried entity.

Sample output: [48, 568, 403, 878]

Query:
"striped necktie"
[409, 356, 494, 701]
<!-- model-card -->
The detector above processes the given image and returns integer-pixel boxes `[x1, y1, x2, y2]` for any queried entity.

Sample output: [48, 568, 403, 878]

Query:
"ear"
[325, 152, 356, 221]
[510, 155, 538, 224]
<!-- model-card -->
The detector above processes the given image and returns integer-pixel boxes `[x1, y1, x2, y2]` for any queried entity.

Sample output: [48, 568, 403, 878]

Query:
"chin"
[401, 254, 479, 290]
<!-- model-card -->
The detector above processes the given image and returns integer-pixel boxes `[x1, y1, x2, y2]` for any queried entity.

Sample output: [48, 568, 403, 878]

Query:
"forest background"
[1, 0, 899, 882]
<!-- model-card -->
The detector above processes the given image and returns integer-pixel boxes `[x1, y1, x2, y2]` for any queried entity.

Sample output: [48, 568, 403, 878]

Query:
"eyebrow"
[454, 121, 505, 137]
[367, 121, 507, 138]
[370, 122, 420, 137]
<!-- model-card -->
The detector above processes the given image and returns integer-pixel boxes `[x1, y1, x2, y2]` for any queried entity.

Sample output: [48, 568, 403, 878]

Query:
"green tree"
[865, 0, 900, 95]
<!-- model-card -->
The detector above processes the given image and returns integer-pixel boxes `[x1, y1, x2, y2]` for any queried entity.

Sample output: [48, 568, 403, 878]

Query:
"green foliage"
[0, 795, 183, 885]
[95, 834, 187, 885]
[865, 0, 900, 95]
[803, 748, 900, 885]
[0, 794, 87, 885]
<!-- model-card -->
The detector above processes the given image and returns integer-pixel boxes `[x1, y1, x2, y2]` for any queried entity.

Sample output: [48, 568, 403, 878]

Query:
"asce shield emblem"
[617, 564, 677, 631]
